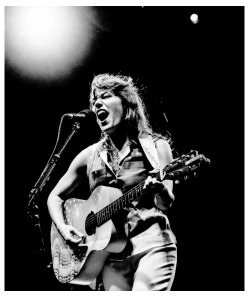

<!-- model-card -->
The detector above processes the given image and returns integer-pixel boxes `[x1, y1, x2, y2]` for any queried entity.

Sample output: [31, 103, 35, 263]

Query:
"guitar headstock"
[163, 150, 211, 183]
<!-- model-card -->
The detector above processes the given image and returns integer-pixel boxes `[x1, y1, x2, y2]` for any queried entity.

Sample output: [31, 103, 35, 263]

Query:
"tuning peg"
[206, 157, 211, 164]
[190, 150, 198, 157]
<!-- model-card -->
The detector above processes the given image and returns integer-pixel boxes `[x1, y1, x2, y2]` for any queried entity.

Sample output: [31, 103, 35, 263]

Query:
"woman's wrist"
[154, 184, 175, 209]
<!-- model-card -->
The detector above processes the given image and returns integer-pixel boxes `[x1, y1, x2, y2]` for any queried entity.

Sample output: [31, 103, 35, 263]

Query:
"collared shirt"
[86, 136, 176, 257]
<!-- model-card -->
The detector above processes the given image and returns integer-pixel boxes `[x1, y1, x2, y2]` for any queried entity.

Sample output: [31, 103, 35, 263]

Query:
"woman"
[48, 73, 177, 291]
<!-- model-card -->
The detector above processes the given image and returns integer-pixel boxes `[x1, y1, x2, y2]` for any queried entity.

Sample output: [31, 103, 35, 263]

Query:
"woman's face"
[91, 88, 125, 135]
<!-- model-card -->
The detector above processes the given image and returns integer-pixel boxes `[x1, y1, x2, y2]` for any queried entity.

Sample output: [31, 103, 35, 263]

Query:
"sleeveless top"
[86, 135, 176, 258]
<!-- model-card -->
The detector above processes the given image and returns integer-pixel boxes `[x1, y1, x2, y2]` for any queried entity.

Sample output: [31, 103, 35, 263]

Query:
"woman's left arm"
[144, 138, 175, 210]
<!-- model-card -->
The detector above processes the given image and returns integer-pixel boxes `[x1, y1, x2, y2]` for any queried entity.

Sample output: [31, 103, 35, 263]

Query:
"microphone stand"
[27, 117, 81, 263]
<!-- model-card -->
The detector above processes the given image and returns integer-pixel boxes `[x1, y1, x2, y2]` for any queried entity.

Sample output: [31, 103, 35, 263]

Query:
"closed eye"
[100, 92, 112, 99]
[90, 91, 113, 108]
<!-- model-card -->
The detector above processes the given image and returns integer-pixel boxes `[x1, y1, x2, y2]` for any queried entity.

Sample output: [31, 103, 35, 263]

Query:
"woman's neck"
[108, 133, 129, 151]
[105, 122, 129, 151]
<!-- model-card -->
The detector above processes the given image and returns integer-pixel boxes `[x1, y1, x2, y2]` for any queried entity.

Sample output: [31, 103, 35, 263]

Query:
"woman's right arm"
[47, 148, 89, 244]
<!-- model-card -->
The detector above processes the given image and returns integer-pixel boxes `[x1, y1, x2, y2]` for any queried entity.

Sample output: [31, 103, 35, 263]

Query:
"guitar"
[51, 150, 210, 284]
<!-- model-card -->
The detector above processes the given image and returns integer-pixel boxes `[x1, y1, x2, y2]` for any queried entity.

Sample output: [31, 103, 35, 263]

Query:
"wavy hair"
[89, 73, 170, 141]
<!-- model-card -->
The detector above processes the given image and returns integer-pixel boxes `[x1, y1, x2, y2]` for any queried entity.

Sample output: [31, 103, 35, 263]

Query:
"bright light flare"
[190, 13, 199, 24]
[5, 7, 95, 80]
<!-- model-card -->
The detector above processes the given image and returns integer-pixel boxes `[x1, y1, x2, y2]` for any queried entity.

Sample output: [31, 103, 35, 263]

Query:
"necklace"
[108, 138, 130, 173]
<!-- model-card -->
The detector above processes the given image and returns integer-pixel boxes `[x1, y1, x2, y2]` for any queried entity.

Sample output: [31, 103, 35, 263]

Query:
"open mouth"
[97, 109, 109, 122]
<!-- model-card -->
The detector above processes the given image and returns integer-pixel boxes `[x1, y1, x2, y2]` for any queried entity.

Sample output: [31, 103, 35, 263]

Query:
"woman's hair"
[89, 73, 170, 141]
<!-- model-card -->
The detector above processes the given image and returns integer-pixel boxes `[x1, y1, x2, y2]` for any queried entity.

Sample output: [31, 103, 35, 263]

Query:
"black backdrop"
[5, 6, 244, 291]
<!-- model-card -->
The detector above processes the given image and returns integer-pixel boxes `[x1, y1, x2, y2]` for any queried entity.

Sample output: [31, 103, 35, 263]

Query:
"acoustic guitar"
[51, 150, 210, 284]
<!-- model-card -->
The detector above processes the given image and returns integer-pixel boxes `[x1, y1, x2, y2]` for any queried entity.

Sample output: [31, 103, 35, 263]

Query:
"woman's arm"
[47, 148, 90, 243]
[144, 138, 175, 211]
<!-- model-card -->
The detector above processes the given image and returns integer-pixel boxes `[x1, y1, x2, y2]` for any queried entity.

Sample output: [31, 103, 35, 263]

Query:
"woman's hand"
[143, 175, 165, 194]
[143, 170, 175, 210]
[57, 223, 84, 245]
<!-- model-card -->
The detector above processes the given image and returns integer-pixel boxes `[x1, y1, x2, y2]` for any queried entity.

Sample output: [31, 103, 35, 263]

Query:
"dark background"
[5, 7, 244, 291]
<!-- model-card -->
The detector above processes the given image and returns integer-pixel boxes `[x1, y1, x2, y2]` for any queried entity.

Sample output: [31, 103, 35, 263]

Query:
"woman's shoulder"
[144, 133, 171, 148]
[70, 140, 101, 166]
[153, 135, 173, 161]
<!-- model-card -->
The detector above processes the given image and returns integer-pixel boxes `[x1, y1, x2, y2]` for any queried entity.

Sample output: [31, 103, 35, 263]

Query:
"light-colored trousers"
[102, 243, 177, 291]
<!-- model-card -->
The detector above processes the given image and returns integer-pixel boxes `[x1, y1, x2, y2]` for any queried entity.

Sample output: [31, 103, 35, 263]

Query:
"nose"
[93, 98, 103, 110]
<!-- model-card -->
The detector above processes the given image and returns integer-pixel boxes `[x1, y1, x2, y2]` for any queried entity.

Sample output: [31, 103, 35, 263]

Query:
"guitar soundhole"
[85, 211, 96, 236]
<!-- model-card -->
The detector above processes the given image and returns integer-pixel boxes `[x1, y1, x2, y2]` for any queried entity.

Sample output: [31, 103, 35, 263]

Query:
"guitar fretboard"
[93, 158, 183, 227]
[84, 151, 208, 232]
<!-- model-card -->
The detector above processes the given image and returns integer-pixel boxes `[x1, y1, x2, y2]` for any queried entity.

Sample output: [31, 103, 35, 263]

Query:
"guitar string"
[86, 160, 186, 228]
[70, 171, 159, 232]
[77, 168, 167, 231]
[71, 176, 147, 232]
[71, 157, 189, 232]
[73, 161, 182, 232]
[92, 170, 159, 225]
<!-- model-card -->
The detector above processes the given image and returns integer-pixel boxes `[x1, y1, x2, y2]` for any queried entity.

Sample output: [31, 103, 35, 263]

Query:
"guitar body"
[51, 186, 128, 284]
[50, 150, 210, 284]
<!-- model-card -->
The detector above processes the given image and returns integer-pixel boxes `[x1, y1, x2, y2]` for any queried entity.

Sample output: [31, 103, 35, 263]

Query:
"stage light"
[5, 7, 96, 80]
[190, 13, 199, 24]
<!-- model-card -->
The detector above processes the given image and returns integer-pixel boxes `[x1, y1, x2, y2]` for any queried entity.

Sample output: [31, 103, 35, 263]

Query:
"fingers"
[70, 228, 84, 243]
[143, 176, 153, 189]
[143, 176, 165, 193]
[70, 236, 83, 244]
[143, 176, 148, 189]
[64, 225, 84, 244]
[73, 228, 84, 238]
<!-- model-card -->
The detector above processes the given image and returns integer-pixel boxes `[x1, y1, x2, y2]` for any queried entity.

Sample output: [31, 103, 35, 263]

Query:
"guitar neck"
[95, 160, 181, 227]
[95, 182, 145, 227]
[90, 151, 209, 229]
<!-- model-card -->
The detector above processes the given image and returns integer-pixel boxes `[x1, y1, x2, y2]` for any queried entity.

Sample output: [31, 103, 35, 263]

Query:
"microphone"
[64, 109, 96, 120]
